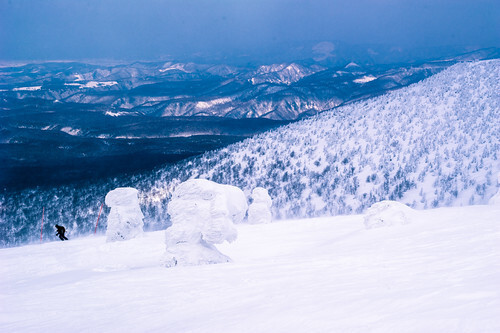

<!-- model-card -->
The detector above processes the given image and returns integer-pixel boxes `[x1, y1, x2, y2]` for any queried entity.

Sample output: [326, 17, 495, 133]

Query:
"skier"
[55, 224, 68, 241]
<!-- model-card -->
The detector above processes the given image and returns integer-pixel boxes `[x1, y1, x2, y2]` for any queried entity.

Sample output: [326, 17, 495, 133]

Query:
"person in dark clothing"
[55, 224, 68, 241]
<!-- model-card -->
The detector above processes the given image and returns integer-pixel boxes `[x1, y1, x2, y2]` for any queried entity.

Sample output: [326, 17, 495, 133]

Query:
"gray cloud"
[1, 0, 498, 62]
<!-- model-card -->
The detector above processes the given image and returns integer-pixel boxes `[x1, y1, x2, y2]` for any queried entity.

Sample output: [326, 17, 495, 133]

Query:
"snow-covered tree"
[163, 179, 247, 267]
[247, 187, 272, 224]
[364, 200, 416, 229]
[488, 172, 500, 205]
[105, 187, 144, 242]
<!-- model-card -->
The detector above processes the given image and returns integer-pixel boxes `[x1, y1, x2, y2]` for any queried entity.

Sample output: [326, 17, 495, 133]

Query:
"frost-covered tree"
[163, 179, 247, 267]
[364, 200, 417, 229]
[488, 172, 500, 205]
[247, 187, 273, 224]
[105, 187, 144, 242]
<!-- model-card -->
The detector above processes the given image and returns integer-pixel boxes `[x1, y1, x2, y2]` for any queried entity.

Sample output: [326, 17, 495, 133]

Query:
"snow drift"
[164, 179, 247, 267]
[105, 187, 144, 242]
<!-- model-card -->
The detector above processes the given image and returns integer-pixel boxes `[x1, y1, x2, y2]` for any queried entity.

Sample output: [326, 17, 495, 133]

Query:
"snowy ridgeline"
[1, 60, 499, 247]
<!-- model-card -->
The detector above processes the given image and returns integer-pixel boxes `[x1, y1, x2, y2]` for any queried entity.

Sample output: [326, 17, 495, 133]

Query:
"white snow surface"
[247, 187, 273, 224]
[345, 62, 361, 68]
[60, 127, 81, 136]
[1, 204, 499, 332]
[104, 111, 130, 117]
[105, 187, 144, 242]
[164, 179, 247, 267]
[353, 75, 377, 83]
[81, 81, 117, 88]
[12, 86, 42, 91]
[64, 81, 118, 89]
[195, 97, 232, 110]
[250, 63, 321, 85]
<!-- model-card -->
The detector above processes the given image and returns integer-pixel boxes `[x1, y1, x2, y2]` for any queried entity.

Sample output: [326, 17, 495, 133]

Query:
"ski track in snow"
[1, 205, 499, 332]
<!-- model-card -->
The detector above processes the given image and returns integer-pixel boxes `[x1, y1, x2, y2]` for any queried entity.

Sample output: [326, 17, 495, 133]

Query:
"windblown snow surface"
[1, 204, 499, 332]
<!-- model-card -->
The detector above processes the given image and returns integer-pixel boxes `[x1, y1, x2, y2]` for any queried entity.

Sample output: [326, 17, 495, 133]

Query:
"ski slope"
[1, 204, 499, 332]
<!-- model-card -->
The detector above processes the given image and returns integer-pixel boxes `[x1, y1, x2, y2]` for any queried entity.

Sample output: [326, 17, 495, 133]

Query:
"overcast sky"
[1, 0, 499, 62]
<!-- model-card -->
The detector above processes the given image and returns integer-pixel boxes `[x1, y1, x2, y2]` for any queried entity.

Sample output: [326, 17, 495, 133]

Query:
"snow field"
[1, 204, 499, 332]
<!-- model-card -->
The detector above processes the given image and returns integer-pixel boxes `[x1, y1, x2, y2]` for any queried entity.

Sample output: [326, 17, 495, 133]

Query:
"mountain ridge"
[2, 48, 498, 120]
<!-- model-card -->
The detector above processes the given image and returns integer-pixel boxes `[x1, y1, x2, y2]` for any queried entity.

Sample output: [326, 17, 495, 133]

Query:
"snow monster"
[247, 187, 272, 224]
[105, 187, 144, 242]
[164, 179, 247, 267]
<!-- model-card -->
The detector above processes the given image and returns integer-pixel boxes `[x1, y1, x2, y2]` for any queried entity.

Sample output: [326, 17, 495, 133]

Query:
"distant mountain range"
[2, 48, 498, 120]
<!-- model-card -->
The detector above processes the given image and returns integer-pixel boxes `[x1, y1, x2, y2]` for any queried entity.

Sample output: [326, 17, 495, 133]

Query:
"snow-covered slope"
[147, 60, 500, 218]
[249, 63, 323, 85]
[1, 205, 499, 332]
[1, 60, 498, 247]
